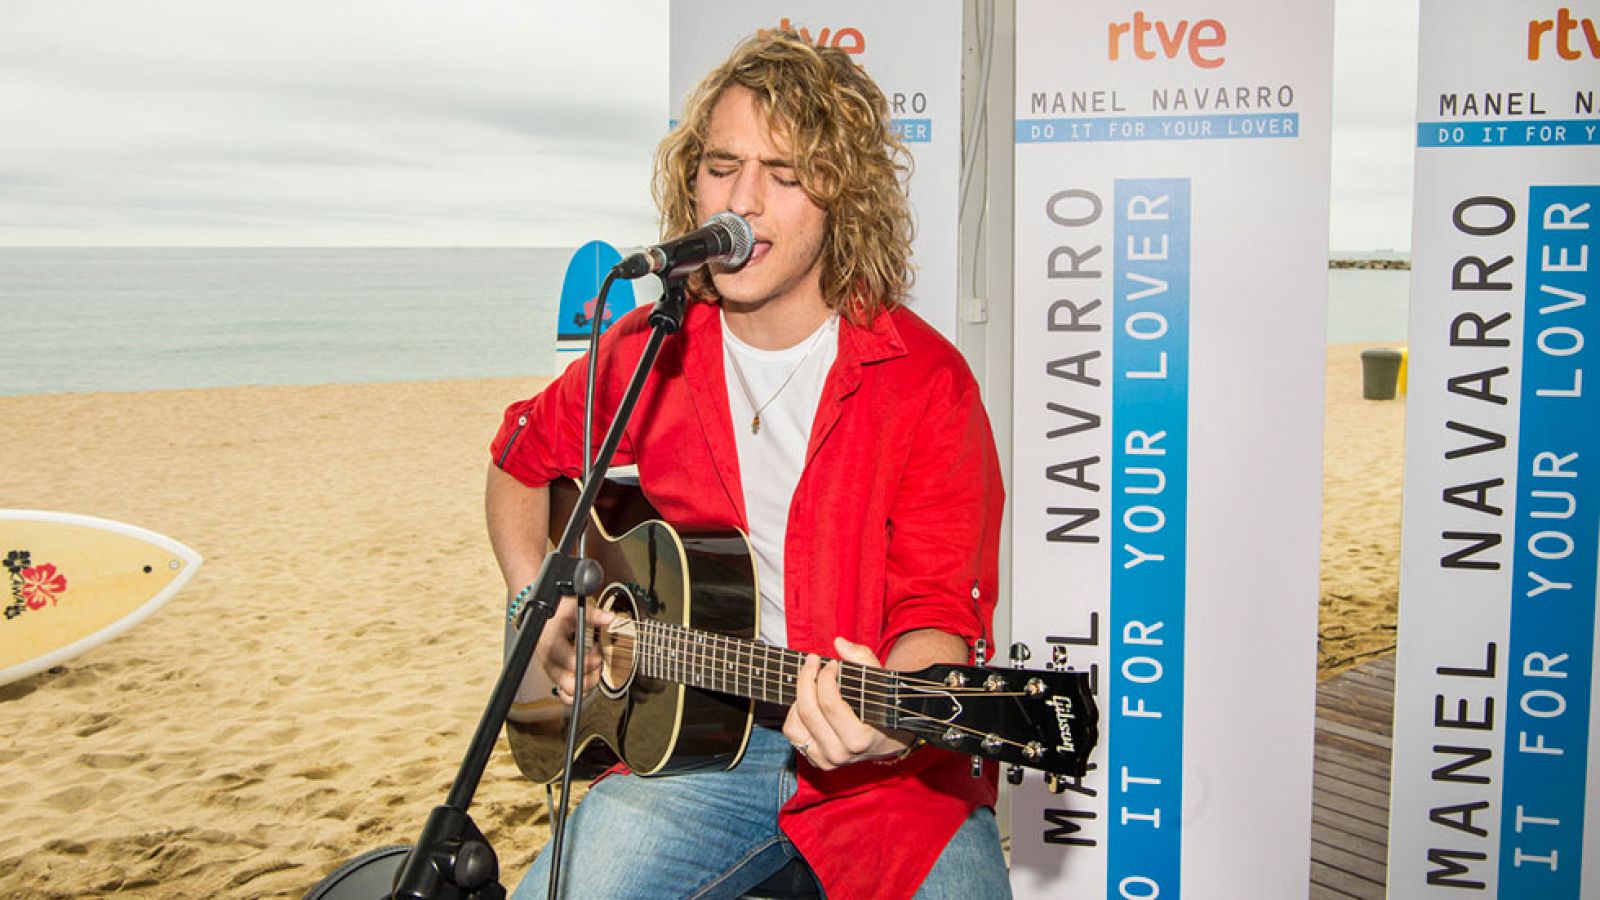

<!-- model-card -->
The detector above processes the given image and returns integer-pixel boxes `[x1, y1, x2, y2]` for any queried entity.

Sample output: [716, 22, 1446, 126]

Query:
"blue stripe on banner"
[1110, 178, 1190, 899]
[1016, 114, 1298, 143]
[891, 118, 933, 143]
[1417, 121, 1600, 148]
[1500, 184, 1599, 896]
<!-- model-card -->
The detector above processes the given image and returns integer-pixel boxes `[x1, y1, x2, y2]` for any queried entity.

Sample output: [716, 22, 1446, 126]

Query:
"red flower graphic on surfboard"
[5, 551, 68, 619]
[20, 563, 67, 608]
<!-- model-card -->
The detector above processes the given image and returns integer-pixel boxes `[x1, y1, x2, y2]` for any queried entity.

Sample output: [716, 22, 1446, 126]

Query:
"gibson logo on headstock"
[1047, 695, 1076, 753]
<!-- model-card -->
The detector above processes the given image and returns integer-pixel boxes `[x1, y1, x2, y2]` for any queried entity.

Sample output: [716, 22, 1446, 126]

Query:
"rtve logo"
[1108, 11, 1227, 69]
[1528, 8, 1600, 59]
[761, 17, 866, 55]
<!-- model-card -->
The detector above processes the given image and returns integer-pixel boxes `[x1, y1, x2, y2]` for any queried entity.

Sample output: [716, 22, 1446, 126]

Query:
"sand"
[0, 345, 1404, 897]
[1318, 343, 1407, 677]
[0, 377, 556, 898]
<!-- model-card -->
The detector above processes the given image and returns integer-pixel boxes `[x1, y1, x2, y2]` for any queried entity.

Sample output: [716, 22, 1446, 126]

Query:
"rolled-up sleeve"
[489, 310, 647, 487]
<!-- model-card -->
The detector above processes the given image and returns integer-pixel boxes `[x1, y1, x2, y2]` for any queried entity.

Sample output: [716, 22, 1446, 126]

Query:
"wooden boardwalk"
[1310, 653, 1396, 899]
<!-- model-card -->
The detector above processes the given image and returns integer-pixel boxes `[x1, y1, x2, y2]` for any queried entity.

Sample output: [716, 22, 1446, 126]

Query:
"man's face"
[694, 86, 829, 314]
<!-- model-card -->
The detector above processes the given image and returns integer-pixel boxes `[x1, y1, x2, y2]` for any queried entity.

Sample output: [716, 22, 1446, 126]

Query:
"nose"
[725, 165, 764, 219]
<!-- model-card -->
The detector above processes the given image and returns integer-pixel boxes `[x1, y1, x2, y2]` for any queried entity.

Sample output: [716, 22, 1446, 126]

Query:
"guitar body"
[506, 478, 760, 783]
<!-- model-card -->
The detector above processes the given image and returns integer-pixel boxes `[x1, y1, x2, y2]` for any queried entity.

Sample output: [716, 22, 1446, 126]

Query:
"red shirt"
[491, 299, 1004, 899]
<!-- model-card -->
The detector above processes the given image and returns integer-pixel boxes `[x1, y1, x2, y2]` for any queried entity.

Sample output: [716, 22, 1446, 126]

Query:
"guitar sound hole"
[597, 585, 640, 698]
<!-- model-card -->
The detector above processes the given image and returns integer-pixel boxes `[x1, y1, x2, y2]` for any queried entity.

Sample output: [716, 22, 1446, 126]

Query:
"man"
[486, 31, 1007, 900]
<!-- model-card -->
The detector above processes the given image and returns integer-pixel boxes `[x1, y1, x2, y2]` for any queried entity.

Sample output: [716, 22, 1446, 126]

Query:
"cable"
[960, 0, 997, 300]
[544, 267, 619, 900]
[958, 0, 996, 221]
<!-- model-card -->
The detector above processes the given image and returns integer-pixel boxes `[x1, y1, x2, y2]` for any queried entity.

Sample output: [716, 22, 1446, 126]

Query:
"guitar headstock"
[896, 663, 1098, 778]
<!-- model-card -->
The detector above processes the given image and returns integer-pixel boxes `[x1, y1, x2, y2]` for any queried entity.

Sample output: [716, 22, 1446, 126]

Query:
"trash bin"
[1360, 348, 1404, 400]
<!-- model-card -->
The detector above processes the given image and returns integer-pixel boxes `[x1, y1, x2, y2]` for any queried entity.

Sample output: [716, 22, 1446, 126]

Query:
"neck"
[722, 297, 833, 351]
[630, 618, 904, 730]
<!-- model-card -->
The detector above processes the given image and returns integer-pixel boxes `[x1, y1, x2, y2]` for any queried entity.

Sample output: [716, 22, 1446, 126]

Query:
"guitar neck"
[630, 619, 905, 731]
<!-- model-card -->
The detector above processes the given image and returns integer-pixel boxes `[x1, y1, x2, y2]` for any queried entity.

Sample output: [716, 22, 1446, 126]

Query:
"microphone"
[613, 211, 754, 280]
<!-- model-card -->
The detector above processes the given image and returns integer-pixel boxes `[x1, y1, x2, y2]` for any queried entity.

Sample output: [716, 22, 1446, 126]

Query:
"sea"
[0, 247, 1410, 397]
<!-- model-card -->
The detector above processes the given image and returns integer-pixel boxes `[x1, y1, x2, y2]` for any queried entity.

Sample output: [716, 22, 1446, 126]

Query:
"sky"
[0, 0, 1419, 251]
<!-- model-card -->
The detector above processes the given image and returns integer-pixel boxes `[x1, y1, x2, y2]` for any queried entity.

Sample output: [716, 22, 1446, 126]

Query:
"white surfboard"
[0, 511, 202, 686]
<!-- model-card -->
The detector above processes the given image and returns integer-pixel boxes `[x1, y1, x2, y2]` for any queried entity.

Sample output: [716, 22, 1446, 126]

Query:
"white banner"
[1389, 2, 1599, 896]
[1011, 2, 1332, 897]
[668, 1, 963, 339]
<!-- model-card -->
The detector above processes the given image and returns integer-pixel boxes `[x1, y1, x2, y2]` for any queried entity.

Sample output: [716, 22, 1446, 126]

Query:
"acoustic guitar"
[504, 478, 1097, 783]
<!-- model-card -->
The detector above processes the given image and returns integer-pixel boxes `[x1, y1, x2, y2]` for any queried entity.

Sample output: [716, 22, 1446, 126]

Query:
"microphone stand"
[358, 277, 690, 900]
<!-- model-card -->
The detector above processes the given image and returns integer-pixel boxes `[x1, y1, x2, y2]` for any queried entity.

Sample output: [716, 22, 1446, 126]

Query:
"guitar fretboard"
[625, 618, 907, 730]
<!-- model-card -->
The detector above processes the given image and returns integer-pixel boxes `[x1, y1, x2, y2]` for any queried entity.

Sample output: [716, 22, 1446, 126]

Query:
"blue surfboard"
[556, 241, 636, 343]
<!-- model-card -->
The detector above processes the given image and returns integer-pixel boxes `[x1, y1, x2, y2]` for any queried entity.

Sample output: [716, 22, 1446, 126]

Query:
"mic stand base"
[389, 806, 504, 900]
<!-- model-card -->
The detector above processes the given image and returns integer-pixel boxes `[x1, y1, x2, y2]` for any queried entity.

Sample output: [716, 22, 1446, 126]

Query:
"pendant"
[751, 414, 762, 435]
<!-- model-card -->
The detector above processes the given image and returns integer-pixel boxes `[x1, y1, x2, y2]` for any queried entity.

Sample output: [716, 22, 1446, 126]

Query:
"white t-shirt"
[722, 312, 839, 647]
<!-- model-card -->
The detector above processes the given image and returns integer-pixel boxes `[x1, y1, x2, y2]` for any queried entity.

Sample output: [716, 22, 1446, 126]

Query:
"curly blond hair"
[653, 31, 915, 322]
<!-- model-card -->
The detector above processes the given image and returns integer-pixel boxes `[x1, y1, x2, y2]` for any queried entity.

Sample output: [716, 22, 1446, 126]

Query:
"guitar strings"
[621, 617, 950, 692]
[629, 651, 1052, 755]
[626, 621, 1052, 754]
[623, 618, 1042, 700]
[603, 620, 1063, 753]
[627, 619, 924, 699]
[634, 634, 913, 723]
[624, 618, 1038, 695]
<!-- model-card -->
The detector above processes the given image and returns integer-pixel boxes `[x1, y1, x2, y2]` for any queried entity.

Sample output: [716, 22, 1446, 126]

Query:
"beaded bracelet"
[506, 581, 538, 627]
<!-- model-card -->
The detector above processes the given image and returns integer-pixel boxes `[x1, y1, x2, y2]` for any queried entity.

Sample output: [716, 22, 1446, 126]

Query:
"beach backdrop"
[0, 252, 1405, 896]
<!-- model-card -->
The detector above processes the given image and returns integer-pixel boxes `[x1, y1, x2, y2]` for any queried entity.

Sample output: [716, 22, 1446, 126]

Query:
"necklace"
[724, 319, 832, 435]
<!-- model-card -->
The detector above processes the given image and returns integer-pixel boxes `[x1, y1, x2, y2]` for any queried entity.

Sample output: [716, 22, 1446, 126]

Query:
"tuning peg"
[1006, 765, 1025, 785]
[974, 638, 988, 666]
[1051, 645, 1070, 668]
[1009, 642, 1031, 665]
[1045, 773, 1068, 794]
[984, 673, 1006, 692]
[971, 755, 983, 778]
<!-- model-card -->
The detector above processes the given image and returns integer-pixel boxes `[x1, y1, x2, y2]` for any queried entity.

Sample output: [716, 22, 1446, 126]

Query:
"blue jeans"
[511, 726, 1011, 900]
